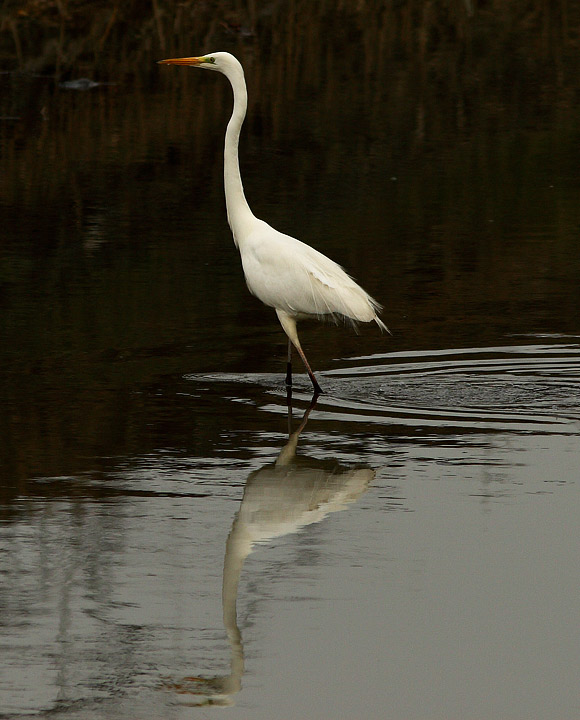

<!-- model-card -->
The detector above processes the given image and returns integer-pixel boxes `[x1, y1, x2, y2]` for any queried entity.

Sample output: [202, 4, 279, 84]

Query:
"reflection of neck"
[222, 518, 251, 687]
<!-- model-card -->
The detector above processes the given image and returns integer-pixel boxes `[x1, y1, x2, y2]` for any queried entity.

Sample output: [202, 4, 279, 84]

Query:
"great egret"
[159, 52, 388, 394]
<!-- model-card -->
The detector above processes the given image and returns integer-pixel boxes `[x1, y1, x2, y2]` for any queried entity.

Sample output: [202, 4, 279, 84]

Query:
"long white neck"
[222, 61, 256, 243]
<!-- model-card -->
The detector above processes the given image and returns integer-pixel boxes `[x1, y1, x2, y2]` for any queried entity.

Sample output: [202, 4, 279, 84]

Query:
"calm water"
[1, 6, 580, 719]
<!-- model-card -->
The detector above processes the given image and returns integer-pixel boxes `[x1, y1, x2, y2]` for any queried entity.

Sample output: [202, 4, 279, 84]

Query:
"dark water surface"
[1, 5, 580, 719]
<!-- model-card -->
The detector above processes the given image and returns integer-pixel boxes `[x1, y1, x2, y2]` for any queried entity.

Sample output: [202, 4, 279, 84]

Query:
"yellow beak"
[157, 56, 205, 66]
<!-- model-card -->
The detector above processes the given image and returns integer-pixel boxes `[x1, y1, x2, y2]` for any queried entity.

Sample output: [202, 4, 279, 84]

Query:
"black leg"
[285, 338, 292, 387]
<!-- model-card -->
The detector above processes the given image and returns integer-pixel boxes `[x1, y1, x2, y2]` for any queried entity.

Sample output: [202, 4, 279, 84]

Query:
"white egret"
[159, 52, 388, 394]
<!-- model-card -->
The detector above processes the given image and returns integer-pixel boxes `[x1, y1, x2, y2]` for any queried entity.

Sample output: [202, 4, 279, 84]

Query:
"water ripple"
[187, 342, 580, 436]
[315, 342, 580, 434]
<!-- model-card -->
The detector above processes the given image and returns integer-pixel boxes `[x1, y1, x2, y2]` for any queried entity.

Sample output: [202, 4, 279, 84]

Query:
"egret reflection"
[166, 396, 373, 706]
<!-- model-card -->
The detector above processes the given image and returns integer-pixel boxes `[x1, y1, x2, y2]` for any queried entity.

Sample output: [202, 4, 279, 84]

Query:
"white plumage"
[159, 51, 388, 394]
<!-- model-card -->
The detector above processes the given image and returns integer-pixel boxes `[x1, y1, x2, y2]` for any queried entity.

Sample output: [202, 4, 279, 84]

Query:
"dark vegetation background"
[1, 1, 579, 484]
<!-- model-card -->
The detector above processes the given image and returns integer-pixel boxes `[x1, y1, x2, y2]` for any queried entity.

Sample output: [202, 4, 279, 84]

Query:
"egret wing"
[240, 223, 380, 323]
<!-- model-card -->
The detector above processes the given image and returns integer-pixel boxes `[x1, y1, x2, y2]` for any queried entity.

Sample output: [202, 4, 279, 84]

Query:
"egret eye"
[208, 57, 216, 64]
